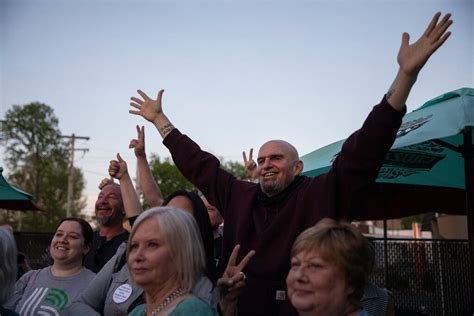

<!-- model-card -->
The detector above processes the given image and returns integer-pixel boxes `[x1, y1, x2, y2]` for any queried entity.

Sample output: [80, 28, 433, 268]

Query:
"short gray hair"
[127, 206, 205, 292]
[0, 228, 17, 303]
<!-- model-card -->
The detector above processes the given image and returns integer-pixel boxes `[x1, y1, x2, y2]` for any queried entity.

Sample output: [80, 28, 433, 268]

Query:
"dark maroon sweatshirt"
[163, 96, 404, 316]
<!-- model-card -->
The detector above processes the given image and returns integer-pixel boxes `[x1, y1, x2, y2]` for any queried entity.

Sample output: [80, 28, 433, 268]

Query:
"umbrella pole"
[384, 214, 388, 287]
[463, 127, 474, 312]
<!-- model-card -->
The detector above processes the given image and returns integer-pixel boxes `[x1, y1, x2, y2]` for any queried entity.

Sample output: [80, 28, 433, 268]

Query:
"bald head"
[257, 140, 303, 197]
[259, 140, 300, 163]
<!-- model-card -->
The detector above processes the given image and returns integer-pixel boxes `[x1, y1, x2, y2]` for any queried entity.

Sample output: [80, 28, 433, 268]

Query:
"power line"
[61, 134, 89, 217]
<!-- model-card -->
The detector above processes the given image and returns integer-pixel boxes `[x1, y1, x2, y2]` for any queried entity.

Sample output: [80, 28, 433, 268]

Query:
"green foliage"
[148, 154, 195, 199]
[220, 159, 247, 180]
[1, 102, 86, 232]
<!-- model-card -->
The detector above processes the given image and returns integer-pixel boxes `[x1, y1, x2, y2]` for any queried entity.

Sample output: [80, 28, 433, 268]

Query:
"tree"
[1, 102, 86, 232]
[148, 154, 195, 200]
[220, 159, 247, 180]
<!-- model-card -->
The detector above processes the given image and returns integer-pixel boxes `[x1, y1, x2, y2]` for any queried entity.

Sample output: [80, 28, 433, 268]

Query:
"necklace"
[142, 288, 186, 316]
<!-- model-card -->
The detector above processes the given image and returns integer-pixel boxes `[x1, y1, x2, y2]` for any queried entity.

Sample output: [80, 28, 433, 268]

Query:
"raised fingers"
[236, 250, 256, 271]
[116, 153, 124, 162]
[431, 16, 452, 45]
[130, 97, 143, 105]
[226, 244, 240, 270]
[157, 89, 164, 102]
[137, 89, 151, 101]
[423, 12, 441, 38]
[138, 126, 145, 141]
[242, 151, 248, 164]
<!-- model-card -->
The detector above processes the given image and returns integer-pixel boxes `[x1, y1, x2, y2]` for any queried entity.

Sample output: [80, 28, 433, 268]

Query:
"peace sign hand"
[218, 245, 256, 315]
[242, 148, 258, 182]
[129, 125, 146, 158]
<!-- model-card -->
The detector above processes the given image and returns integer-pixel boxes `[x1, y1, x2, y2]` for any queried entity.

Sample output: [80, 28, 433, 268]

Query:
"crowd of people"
[0, 12, 452, 316]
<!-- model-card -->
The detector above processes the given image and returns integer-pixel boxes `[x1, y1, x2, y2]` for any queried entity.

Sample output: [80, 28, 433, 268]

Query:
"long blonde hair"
[128, 206, 205, 292]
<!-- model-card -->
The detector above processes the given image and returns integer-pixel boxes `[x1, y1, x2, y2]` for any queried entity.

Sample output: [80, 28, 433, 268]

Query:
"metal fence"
[13, 233, 471, 315]
[369, 238, 470, 316]
[14, 232, 53, 269]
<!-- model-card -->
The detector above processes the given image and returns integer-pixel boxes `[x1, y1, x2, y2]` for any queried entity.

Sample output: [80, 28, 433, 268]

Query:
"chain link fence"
[369, 238, 470, 315]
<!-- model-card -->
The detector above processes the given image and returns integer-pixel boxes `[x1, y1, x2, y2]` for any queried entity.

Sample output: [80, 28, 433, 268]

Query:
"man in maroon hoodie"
[128, 12, 452, 315]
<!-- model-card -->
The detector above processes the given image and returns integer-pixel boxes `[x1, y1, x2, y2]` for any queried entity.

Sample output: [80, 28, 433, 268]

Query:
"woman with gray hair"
[127, 206, 214, 316]
[0, 227, 19, 316]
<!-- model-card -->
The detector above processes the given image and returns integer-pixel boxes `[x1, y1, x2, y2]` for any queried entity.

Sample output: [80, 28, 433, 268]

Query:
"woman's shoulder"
[80, 267, 97, 279]
[16, 268, 44, 285]
[172, 296, 215, 315]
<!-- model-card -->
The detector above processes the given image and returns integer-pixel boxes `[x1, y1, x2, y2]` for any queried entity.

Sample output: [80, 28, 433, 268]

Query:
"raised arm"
[129, 125, 164, 207]
[387, 12, 452, 111]
[129, 89, 175, 139]
[108, 153, 143, 218]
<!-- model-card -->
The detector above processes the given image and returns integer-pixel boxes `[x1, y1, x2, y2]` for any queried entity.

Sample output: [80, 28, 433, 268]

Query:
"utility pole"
[61, 134, 89, 217]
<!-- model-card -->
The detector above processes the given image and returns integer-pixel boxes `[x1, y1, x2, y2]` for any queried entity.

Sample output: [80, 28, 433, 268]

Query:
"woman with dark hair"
[5, 218, 95, 315]
[164, 190, 216, 282]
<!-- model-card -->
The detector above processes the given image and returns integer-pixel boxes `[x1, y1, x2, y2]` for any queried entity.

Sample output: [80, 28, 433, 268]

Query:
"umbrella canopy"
[301, 87, 474, 219]
[0, 167, 45, 212]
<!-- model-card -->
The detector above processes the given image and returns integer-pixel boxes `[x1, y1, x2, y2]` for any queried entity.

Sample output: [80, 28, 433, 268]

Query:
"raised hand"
[129, 89, 164, 123]
[398, 12, 452, 77]
[109, 153, 128, 180]
[129, 125, 146, 158]
[98, 177, 114, 190]
[242, 148, 258, 182]
[218, 245, 256, 313]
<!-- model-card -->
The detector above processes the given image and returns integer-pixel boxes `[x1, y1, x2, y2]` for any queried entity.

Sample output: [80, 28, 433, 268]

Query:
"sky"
[0, 0, 472, 217]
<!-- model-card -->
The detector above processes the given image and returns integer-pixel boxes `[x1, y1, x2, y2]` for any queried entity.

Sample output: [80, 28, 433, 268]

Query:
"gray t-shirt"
[5, 266, 95, 315]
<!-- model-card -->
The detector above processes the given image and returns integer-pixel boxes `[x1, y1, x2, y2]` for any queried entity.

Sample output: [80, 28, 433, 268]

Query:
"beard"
[260, 178, 281, 196]
[96, 215, 112, 226]
[96, 210, 123, 226]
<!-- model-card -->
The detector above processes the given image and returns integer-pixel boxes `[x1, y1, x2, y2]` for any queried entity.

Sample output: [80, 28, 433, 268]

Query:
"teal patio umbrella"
[0, 167, 44, 211]
[302, 87, 473, 219]
[301, 87, 474, 309]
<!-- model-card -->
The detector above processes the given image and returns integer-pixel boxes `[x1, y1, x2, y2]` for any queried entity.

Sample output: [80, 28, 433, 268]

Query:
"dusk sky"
[1, 0, 472, 216]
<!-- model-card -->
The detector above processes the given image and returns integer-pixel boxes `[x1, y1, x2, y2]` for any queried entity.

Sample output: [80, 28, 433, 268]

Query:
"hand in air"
[398, 12, 452, 77]
[218, 245, 256, 304]
[109, 153, 128, 180]
[242, 148, 258, 182]
[129, 125, 146, 158]
[129, 89, 164, 123]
